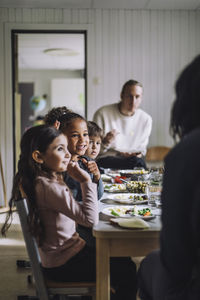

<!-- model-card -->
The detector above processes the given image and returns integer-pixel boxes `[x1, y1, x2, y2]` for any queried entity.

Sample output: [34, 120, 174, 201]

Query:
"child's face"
[85, 135, 101, 160]
[41, 134, 71, 173]
[64, 119, 89, 157]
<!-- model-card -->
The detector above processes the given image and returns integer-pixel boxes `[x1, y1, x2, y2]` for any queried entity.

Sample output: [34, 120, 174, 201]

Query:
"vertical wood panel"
[36, 8, 47, 23]
[102, 9, 110, 102]
[15, 8, 23, 22]
[63, 9, 72, 23]
[71, 9, 79, 23]
[79, 9, 88, 23]
[22, 8, 32, 22]
[54, 9, 63, 23]
[118, 10, 126, 86]
[93, 9, 103, 112]
[110, 9, 120, 100]
[124, 10, 132, 79]
[31, 8, 40, 23]
[132, 11, 142, 81]
[0, 8, 8, 21]
[195, 11, 200, 51]
[88, 9, 93, 23]
[45, 9, 55, 23]
[0, 21, 5, 207]
[8, 8, 16, 22]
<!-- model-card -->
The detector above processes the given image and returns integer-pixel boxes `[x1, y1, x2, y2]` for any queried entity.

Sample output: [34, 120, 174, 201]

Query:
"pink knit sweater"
[35, 176, 98, 268]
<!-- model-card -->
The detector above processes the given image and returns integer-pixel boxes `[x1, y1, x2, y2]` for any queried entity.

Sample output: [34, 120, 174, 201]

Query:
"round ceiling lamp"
[43, 48, 79, 56]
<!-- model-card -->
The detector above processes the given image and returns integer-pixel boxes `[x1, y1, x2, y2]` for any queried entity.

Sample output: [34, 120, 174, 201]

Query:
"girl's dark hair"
[1, 125, 61, 244]
[44, 106, 72, 126]
[170, 55, 200, 141]
[44, 107, 86, 131]
[120, 79, 143, 99]
[87, 121, 103, 138]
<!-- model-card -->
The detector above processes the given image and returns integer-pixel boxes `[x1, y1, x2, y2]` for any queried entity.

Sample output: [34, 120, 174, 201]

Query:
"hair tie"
[58, 113, 67, 122]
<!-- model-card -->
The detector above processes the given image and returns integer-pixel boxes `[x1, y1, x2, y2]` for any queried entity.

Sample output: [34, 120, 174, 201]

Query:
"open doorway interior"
[13, 31, 86, 168]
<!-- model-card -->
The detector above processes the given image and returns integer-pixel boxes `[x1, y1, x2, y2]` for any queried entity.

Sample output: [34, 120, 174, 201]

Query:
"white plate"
[104, 183, 127, 193]
[101, 205, 155, 219]
[108, 193, 148, 205]
[120, 169, 149, 175]
[101, 205, 135, 218]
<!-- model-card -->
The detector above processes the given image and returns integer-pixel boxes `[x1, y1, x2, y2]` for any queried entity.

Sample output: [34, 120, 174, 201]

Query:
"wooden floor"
[0, 212, 36, 299]
[0, 212, 142, 300]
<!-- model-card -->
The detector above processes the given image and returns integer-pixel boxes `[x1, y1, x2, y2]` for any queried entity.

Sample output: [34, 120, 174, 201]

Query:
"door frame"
[3, 22, 93, 198]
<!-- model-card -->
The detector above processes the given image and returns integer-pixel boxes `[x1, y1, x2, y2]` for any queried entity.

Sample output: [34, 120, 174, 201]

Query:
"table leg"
[96, 238, 110, 300]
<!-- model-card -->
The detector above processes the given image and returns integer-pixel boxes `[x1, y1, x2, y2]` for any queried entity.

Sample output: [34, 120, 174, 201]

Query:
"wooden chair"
[146, 146, 171, 162]
[16, 198, 96, 300]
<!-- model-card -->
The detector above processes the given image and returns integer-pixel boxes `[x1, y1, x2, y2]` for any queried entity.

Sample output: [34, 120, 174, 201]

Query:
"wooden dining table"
[93, 193, 161, 300]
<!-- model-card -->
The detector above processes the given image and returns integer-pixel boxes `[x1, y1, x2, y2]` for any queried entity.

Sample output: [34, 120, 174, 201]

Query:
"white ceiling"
[18, 34, 85, 70]
[0, 0, 200, 10]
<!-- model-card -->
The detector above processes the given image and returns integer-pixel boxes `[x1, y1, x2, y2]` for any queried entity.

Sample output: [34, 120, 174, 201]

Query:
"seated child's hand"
[67, 160, 91, 183]
[86, 161, 101, 183]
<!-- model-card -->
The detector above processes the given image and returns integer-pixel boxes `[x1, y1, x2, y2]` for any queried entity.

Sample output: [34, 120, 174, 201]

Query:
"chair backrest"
[146, 146, 171, 162]
[16, 198, 96, 300]
[15, 198, 50, 300]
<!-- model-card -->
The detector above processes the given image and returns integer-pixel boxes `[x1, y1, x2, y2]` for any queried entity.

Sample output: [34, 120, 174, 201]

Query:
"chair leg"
[16, 259, 31, 268]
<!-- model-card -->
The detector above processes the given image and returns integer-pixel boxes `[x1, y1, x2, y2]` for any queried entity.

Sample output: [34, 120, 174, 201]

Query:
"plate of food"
[101, 174, 113, 183]
[120, 169, 150, 180]
[120, 169, 149, 176]
[109, 193, 148, 204]
[101, 205, 155, 220]
[126, 181, 148, 193]
[104, 183, 127, 193]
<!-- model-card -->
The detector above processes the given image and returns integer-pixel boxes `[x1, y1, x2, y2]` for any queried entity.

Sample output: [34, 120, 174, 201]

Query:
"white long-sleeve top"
[93, 103, 152, 156]
[35, 176, 98, 268]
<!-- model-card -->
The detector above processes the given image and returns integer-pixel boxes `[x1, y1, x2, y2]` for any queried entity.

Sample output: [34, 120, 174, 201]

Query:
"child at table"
[78, 120, 104, 246]
[1, 125, 137, 300]
[45, 109, 104, 247]
[84, 120, 103, 181]
[44, 107, 104, 201]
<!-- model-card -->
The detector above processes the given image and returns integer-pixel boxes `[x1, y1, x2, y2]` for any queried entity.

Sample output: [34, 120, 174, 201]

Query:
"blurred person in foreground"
[138, 55, 200, 300]
[93, 79, 152, 169]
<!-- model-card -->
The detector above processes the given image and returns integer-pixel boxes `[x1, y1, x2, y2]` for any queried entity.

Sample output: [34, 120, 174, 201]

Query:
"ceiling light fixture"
[43, 48, 79, 56]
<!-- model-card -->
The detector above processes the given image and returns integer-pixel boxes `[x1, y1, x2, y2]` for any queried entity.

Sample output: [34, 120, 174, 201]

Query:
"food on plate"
[134, 195, 148, 201]
[113, 176, 127, 183]
[106, 205, 153, 218]
[104, 183, 127, 192]
[108, 206, 135, 217]
[114, 194, 148, 202]
[126, 181, 148, 193]
[136, 207, 152, 217]
[120, 169, 149, 175]
[101, 174, 112, 182]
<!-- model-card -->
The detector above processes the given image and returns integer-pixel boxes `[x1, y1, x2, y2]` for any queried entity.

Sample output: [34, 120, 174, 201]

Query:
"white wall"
[0, 7, 200, 205]
[19, 69, 83, 116]
[51, 78, 85, 116]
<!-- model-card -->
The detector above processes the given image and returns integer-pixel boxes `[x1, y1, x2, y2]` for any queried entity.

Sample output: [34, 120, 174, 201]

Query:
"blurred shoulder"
[165, 128, 200, 167]
[94, 103, 118, 115]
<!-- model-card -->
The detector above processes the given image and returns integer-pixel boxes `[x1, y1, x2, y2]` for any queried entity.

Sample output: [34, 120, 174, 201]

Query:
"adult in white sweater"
[93, 79, 152, 169]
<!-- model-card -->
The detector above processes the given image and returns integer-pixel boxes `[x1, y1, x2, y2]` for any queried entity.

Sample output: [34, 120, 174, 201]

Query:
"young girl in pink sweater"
[2, 125, 137, 300]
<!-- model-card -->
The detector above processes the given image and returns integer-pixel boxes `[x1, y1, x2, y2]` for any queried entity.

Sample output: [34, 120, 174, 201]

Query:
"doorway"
[12, 30, 87, 169]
